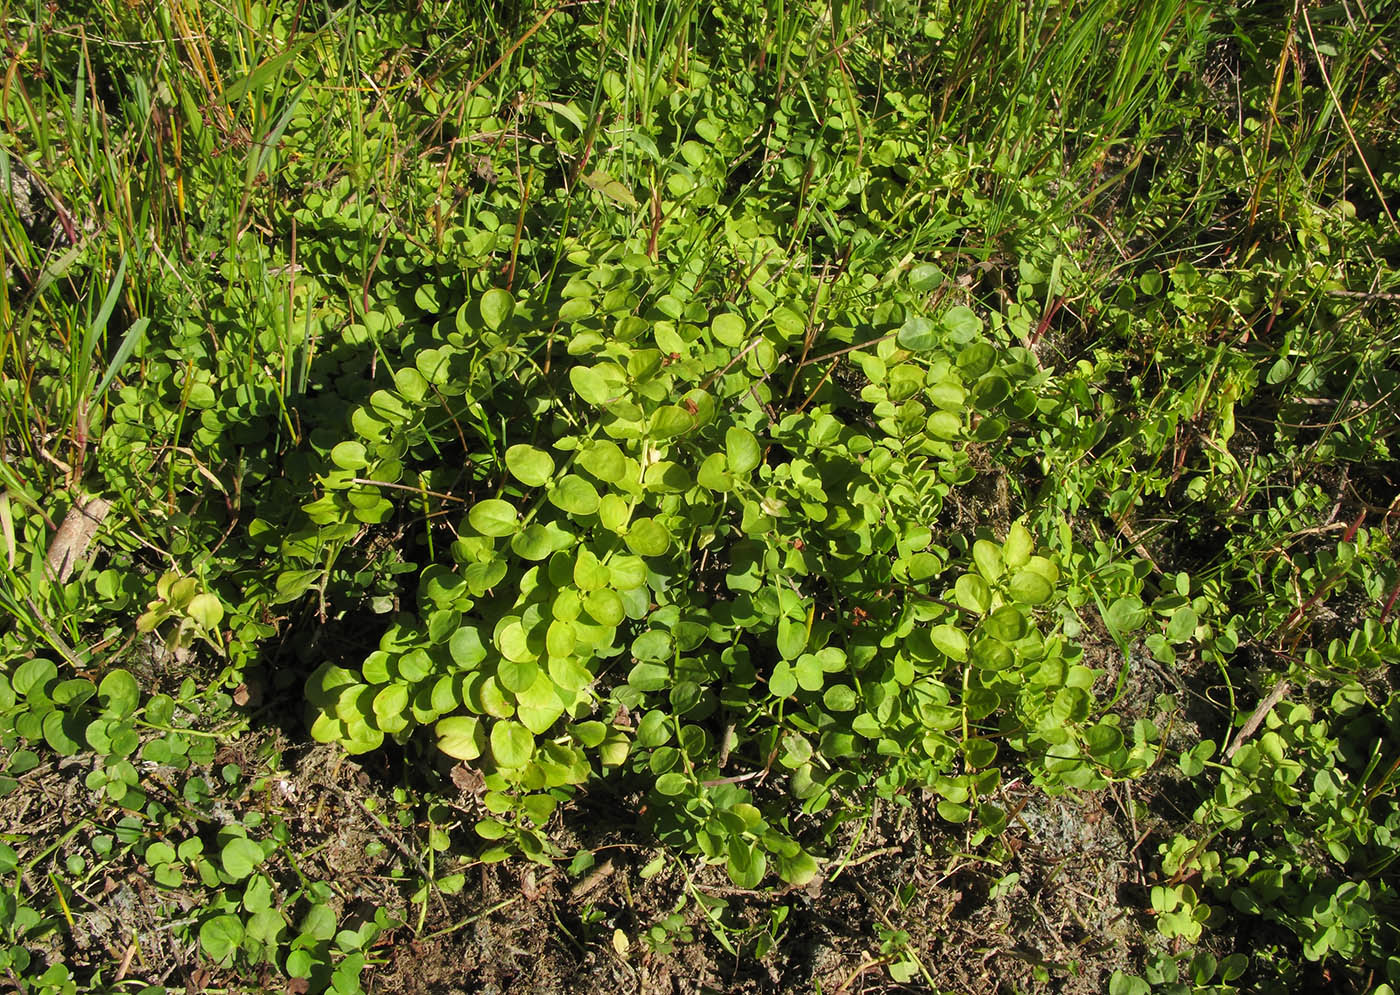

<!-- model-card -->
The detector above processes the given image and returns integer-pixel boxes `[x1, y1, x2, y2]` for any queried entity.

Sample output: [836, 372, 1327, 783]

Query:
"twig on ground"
[1225, 680, 1291, 760]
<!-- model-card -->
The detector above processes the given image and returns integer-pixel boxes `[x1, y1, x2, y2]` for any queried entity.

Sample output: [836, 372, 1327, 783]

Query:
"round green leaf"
[449, 626, 487, 668]
[608, 554, 648, 591]
[937, 800, 971, 823]
[186, 593, 223, 629]
[573, 548, 610, 590]
[436, 715, 484, 760]
[778, 849, 819, 886]
[972, 374, 1011, 411]
[515, 678, 566, 734]
[1105, 596, 1147, 633]
[199, 914, 244, 966]
[777, 617, 806, 661]
[569, 366, 613, 405]
[505, 444, 555, 488]
[579, 440, 626, 482]
[942, 305, 984, 340]
[469, 499, 518, 537]
[220, 837, 265, 881]
[712, 312, 746, 345]
[85, 718, 114, 754]
[300, 902, 337, 942]
[546, 619, 577, 657]
[330, 441, 368, 470]
[628, 661, 670, 692]
[394, 367, 429, 402]
[479, 288, 515, 330]
[963, 738, 998, 768]
[984, 605, 1028, 643]
[926, 380, 966, 411]
[397, 649, 432, 683]
[364, 654, 392, 685]
[655, 772, 689, 796]
[1008, 569, 1053, 605]
[465, 559, 508, 595]
[490, 720, 535, 768]
[972, 540, 1004, 580]
[511, 523, 558, 561]
[42, 711, 81, 755]
[1003, 522, 1034, 568]
[926, 410, 962, 439]
[823, 685, 857, 711]
[98, 669, 140, 719]
[650, 405, 694, 438]
[368, 389, 412, 425]
[908, 263, 944, 292]
[697, 452, 732, 491]
[498, 659, 540, 694]
[496, 620, 537, 663]
[372, 684, 409, 724]
[1166, 606, 1198, 643]
[954, 574, 991, 614]
[572, 721, 607, 748]
[771, 306, 805, 339]
[598, 494, 630, 533]
[726, 839, 766, 889]
[1085, 723, 1124, 758]
[768, 661, 797, 698]
[53, 678, 94, 708]
[583, 588, 625, 627]
[971, 638, 1014, 671]
[548, 475, 600, 516]
[12, 658, 56, 696]
[623, 518, 671, 557]
[930, 624, 969, 661]
[897, 315, 937, 351]
[725, 427, 761, 474]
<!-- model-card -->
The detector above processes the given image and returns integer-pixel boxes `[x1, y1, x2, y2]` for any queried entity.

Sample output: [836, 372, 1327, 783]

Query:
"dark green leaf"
[897, 315, 937, 351]
[98, 669, 141, 719]
[479, 289, 515, 330]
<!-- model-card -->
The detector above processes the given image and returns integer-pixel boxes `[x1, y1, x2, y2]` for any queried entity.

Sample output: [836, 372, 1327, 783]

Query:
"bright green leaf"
[490, 720, 535, 768]
[436, 715, 484, 760]
[726, 427, 760, 474]
[548, 475, 600, 516]
[505, 445, 554, 488]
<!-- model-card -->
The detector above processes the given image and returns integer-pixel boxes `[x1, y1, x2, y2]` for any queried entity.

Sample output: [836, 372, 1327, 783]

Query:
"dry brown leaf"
[450, 763, 485, 795]
[45, 493, 112, 583]
[232, 675, 264, 708]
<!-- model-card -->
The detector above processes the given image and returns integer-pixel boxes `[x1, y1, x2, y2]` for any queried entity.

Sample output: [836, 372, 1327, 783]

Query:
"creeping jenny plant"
[303, 245, 1104, 884]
